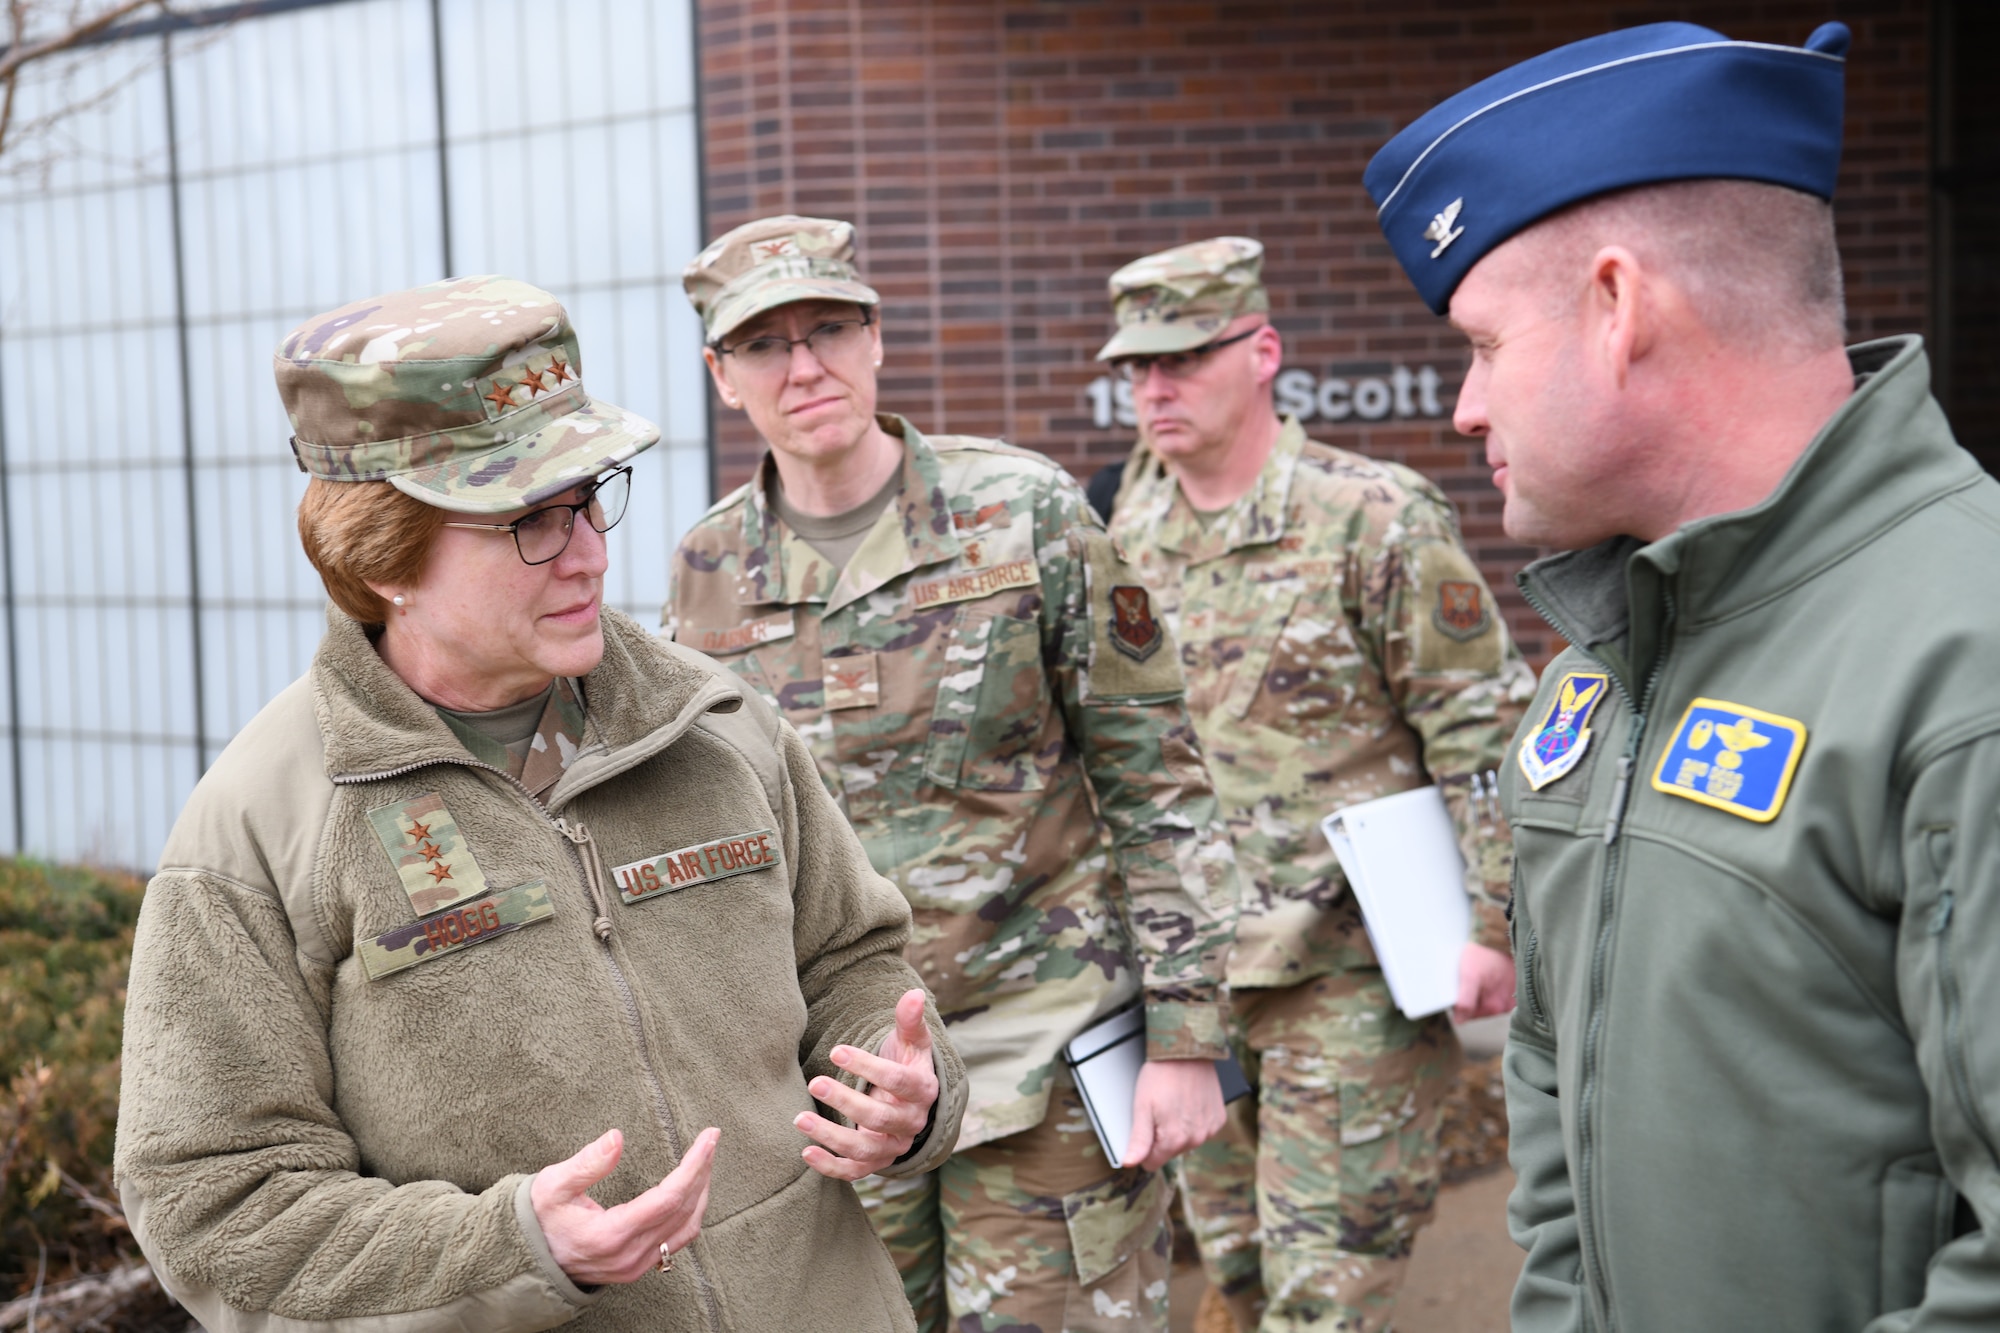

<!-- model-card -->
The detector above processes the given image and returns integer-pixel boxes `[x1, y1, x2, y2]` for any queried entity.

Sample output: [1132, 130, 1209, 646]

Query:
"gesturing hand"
[794, 988, 940, 1181]
[531, 1126, 718, 1285]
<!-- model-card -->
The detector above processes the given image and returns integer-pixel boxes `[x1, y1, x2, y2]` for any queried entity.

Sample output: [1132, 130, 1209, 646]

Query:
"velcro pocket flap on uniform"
[359, 880, 553, 981]
[823, 652, 880, 711]
[1063, 1170, 1170, 1286]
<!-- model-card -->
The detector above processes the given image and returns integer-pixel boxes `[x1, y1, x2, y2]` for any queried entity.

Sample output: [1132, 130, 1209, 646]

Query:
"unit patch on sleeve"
[1432, 580, 1493, 641]
[1518, 672, 1610, 791]
[366, 793, 491, 915]
[613, 828, 785, 904]
[1649, 698, 1807, 822]
[1109, 586, 1163, 662]
[359, 879, 554, 981]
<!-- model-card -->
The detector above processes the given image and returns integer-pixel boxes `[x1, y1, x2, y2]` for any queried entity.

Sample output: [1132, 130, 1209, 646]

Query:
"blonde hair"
[297, 479, 447, 625]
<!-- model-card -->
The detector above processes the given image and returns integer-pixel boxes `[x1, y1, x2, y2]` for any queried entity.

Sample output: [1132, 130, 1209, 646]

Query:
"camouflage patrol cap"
[275, 275, 659, 515]
[1095, 236, 1270, 360]
[682, 215, 880, 345]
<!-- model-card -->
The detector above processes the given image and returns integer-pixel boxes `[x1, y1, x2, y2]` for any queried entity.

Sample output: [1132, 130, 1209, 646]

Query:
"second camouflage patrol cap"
[1096, 237, 1269, 360]
[275, 275, 659, 515]
[682, 215, 881, 345]
[1365, 21, 1851, 315]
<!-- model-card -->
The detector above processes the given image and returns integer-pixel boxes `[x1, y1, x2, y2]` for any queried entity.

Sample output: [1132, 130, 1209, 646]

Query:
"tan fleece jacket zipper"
[335, 754, 726, 1333]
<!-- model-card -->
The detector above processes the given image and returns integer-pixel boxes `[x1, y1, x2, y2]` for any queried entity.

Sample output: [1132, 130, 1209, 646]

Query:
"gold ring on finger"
[658, 1242, 674, 1274]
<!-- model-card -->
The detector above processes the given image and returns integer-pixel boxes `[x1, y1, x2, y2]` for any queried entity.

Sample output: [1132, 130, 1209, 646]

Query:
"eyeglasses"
[713, 312, 875, 375]
[441, 467, 632, 566]
[1112, 326, 1262, 383]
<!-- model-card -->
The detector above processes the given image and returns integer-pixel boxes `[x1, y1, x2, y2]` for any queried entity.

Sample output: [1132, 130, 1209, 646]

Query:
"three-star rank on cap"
[1519, 672, 1610, 791]
[1650, 698, 1807, 822]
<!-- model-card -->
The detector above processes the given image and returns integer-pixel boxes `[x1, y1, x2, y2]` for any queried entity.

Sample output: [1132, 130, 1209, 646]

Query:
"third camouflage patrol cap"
[1366, 21, 1851, 315]
[682, 215, 881, 345]
[275, 275, 659, 515]
[1095, 236, 1269, 361]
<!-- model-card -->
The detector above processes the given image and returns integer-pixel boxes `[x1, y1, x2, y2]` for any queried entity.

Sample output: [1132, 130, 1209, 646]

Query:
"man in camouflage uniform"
[1100, 238, 1536, 1332]
[664, 215, 1240, 1333]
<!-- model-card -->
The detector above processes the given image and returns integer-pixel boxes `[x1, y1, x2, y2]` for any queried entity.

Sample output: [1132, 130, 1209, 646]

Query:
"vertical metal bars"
[0, 0, 705, 868]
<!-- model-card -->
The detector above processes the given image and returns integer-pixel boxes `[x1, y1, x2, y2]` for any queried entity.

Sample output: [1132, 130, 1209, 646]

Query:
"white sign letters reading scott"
[1084, 364, 1450, 431]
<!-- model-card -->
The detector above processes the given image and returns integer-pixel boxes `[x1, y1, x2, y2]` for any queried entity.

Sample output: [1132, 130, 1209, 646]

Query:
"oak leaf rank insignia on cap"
[1365, 20, 1852, 314]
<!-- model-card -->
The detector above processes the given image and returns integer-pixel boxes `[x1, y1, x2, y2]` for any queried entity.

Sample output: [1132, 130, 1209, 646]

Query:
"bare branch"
[0, 0, 164, 83]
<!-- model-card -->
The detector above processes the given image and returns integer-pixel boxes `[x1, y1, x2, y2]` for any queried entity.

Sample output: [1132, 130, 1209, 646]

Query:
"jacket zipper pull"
[556, 817, 617, 941]
[1603, 756, 1636, 846]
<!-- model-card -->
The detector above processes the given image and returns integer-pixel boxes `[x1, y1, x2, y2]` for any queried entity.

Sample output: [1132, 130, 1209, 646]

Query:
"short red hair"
[297, 479, 447, 625]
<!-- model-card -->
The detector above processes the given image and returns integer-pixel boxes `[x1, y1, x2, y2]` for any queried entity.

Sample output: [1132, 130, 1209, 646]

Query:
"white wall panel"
[0, 0, 706, 868]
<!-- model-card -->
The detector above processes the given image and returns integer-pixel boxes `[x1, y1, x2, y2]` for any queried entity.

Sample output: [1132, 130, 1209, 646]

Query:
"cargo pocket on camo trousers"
[1062, 1169, 1173, 1331]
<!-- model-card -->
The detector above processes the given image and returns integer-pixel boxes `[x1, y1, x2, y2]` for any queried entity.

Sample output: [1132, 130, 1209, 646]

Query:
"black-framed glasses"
[1111, 326, 1262, 383]
[441, 467, 632, 566]
[713, 310, 875, 374]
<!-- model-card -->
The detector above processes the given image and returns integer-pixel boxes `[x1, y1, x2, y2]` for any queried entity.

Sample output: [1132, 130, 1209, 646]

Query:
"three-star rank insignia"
[1518, 672, 1610, 791]
[367, 793, 491, 915]
[1650, 698, 1807, 822]
[1432, 580, 1492, 641]
[1108, 585, 1163, 662]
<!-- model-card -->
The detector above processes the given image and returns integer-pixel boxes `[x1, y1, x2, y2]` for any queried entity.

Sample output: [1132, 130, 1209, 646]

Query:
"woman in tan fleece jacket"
[114, 276, 966, 1333]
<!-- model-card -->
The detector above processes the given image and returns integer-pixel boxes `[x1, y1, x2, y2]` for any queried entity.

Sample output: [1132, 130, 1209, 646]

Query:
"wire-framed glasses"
[1111, 326, 1261, 383]
[713, 310, 875, 374]
[441, 466, 633, 566]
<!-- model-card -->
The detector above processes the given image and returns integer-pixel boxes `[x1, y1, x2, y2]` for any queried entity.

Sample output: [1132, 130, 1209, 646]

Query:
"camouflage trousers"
[856, 1081, 1174, 1332]
[1179, 971, 1460, 1332]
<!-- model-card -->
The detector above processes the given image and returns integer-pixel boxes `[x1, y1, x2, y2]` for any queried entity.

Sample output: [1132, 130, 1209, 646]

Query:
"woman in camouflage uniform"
[116, 275, 962, 1333]
[667, 216, 1241, 1333]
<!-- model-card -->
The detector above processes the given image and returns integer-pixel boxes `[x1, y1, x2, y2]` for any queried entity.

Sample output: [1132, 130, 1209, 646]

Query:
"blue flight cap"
[1365, 21, 1851, 315]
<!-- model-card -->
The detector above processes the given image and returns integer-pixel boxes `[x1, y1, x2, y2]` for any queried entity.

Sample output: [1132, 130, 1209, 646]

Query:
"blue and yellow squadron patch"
[612, 828, 784, 904]
[1650, 698, 1807, 822]
[1518, 672, 1611, 791]
[366, 793, 490, 915]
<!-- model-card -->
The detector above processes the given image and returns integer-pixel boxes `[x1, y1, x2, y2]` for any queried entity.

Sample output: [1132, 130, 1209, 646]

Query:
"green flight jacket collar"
[1518, 336, 1984, 698]
[735, 413, 958, 615]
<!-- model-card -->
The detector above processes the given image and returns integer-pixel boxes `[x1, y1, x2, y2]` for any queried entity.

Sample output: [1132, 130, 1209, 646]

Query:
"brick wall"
[694, 0, 1931, 668]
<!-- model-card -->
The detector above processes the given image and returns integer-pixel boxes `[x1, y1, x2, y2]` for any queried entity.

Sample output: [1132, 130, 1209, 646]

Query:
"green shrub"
[0, 859, 146, 1295]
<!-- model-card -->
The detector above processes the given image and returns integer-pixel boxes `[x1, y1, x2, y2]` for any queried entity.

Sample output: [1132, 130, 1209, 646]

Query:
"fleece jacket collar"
[1519, 336, 1980, 698]
[313, 606, 743, 810]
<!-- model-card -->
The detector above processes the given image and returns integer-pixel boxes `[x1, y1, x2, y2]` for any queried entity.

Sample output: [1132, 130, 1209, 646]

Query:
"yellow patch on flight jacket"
[1650, 698, 1807, 822]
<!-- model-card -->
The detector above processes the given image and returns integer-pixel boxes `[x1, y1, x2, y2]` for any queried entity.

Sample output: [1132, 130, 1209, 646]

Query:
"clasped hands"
[530, 988, 938, 1285]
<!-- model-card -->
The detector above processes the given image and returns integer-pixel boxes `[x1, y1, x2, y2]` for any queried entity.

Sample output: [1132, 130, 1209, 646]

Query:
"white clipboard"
[1322, 786, 1470, 1019]
[1061, 1006, 1251, 1166]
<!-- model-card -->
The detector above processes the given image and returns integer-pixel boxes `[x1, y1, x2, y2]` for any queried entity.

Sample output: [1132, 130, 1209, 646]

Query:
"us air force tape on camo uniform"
[275, 274, 659, 513]
[682, 214, 882, 345]
[1364, 21, 1851, 314]
[1095, 236, 1269, 360]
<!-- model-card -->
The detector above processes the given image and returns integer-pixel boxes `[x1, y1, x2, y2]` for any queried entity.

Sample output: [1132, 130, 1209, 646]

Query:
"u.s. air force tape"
[613, 828, 783, 904]
[359, 879, 554, 981]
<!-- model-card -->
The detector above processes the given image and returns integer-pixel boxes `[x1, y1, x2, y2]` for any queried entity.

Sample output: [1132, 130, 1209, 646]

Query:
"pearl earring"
[392, 594, 407, 607]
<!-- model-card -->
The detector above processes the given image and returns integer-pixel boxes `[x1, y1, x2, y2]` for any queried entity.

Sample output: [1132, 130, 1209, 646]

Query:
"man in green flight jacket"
[1367, 19, 2000, 1332]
